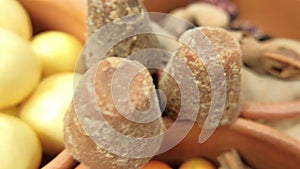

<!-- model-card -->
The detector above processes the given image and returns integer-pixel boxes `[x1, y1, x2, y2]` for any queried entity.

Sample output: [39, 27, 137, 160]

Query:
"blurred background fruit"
[31, 31, 83, 77]
[141, 160, 172, 169]
[20, 73, 81, 155]
[0, 113, 42, 169]
[179, 158, 215, 169]
[0, 106, 20, 116]
[0, 28, 41, 110]
[0, 0, 32, 40]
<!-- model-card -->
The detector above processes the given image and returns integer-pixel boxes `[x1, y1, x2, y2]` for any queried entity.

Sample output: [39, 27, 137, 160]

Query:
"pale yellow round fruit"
[0, 106, 20, 116]
[0, 28, 41, 109]
[0, 0, 32, 40]
[20, 73, 81, 154]
[0, 113, 42, 169]
[31, 31, 83, 77]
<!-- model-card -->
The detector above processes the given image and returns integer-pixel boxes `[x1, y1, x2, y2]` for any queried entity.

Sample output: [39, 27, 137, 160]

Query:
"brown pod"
[83, 0, 159, 70]
[159, 26, 242, 127]
[241, 37, 300, 79]
[64, 57, 164, 169]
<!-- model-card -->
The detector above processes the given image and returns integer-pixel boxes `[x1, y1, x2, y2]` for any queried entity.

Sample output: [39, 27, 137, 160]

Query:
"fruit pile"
[0, 0, 82, 168]
[0, 1, 229, 169]
[3, 0, 299, 169]
[143, 159, 216, 169]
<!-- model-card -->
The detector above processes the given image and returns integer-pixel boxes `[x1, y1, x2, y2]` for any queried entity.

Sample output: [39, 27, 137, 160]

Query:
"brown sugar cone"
[65, 57, 165, 169]
[83, 0, 159, 70]
[158, 26, 242, 127]
[88, 0, 147, 36]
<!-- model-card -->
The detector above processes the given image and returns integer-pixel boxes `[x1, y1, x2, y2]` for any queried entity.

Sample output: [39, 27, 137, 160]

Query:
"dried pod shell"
[168, 2, 229, 34]
[261, 39, 300, 79]
[227, 30, 244, 42]
[217, 149, 247, 169]
[241, 37, 300, 79]
[261, 38, 300, 54]
[240, 36, 263, 72]
[159, 26, 242, 127]
[169, 8, 193, 21]
[262, 48, 300, 79]
[64, 57, 164, 169]
[186, 2, 229, 28]
[241, 66, 300, 102]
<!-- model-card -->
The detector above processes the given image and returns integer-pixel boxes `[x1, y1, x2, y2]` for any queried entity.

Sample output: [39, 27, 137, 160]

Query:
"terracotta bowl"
[44, 118, 300, 169]
[18, 0, 300, 169]
[241, 101, 300, 121]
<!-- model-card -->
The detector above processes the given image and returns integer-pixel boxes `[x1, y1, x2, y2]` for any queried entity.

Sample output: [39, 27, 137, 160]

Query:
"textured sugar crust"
[88, 0, 144, 36]
[159, 27, 242, 127]
[84, 0, 159, 70]
[64, 58, 164, 169]
[64, 105, 154, 169]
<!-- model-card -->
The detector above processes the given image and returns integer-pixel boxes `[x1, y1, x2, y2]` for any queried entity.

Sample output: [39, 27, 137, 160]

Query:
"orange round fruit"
[179, 158, 215, 169]
[142, 160, 172, 169]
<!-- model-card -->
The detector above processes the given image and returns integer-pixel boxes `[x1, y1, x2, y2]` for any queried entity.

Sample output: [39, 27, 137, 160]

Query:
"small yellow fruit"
[0, 0, 32, 40]
[20, 73, 81, 155]
[142, 160, 172, 169]
[0, 113, 42, 169]
[179, 158, 215, 169]
[0, 28, 41, 109]
[31, 31, 83, 77]
[0, 106, 20, 116]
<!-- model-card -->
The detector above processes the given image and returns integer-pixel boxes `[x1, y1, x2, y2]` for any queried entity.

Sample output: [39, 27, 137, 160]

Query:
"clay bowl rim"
[42, 118, 300, 169]
[241, 100, 300, 120]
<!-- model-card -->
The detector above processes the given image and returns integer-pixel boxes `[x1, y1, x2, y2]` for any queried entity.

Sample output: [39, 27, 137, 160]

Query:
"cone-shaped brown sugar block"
[159, 26, 242, 127]
[87, 0, 146, 36]
[64, 57, 165, 169]
[83, 0, 159, 70]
